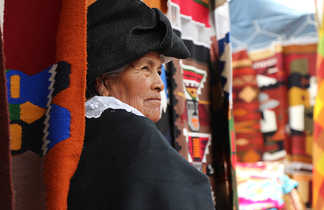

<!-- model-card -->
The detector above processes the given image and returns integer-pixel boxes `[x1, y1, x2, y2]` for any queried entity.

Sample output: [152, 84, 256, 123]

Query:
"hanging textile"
[232, 50, 263, 162]
[284, 44, 316, 174]
[166, 0, 236, 209]
[284, 44, 316, 208]
[3, 0, 87, 209]
[44, 0, 87, 209]
[250, 45, 288, 161]
[167, 0, 214, 182]
[232, 43, 316, 208]
[3, 1, 60, 209]
[230, 0, 317, 208]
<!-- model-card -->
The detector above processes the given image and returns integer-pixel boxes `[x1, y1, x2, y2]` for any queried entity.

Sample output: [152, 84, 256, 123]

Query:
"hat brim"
[161, 31, 191, 59]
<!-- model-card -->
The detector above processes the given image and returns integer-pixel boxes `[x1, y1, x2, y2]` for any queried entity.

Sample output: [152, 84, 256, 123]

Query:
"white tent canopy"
[230, 0, 317, 51]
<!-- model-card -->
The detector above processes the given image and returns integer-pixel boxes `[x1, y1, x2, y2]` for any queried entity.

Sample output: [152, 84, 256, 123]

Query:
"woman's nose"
[152, 72, 164, 92]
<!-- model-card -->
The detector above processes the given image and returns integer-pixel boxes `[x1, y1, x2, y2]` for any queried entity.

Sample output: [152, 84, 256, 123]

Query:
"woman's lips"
[146, 98, 161, 101]
[145, 98, 161, 105]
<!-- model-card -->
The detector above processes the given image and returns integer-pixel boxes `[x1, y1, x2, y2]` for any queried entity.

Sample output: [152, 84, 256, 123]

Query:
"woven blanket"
[4, 1, 60, 209]
[249, 45, 289, 161]
[168, 0, 213, 180]
[283, 44, 316, 174]
[231, 44, 316, 208]
[280, 44, 316, 208]
[167, 0, 236, 209]
[3, 0, 87, 209]
[232, 50, 263, 162]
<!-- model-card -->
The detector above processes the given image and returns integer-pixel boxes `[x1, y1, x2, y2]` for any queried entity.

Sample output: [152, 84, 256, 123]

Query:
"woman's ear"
[95, 77, 110, 96]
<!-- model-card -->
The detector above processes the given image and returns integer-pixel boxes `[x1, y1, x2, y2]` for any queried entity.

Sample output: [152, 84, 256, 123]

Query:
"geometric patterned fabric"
[3, 0, 87, 209]
[167, 0, 216, 203]
[232, 50, 263, 162]
[43, 0, 87, 209]
[4, 0, 64, 156]
[6, 63, 71, 155]
[251, 46, 288, 162]
[232, 44, 317, 208]
[284, 45, 316, 175]
[230, 1, 318, 208]
[3, 1, 62, 209]
[165, 0, 236, 209]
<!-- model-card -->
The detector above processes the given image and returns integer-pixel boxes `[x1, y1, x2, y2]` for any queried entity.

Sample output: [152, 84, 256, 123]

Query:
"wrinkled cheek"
[127, 96, 143, 111]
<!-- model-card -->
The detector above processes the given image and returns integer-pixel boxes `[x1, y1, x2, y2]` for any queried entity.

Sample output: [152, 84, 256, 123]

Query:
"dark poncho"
[68, 109, 215, 210]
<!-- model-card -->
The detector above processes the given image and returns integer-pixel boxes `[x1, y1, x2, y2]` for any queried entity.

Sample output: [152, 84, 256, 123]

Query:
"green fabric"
[9, 103, 20, 121]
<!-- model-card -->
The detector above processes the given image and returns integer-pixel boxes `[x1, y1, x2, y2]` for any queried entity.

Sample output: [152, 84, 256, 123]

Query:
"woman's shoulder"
[86, 108, 156, 147]
[87, 108, 154, 135]
[85, 109, 164, 168]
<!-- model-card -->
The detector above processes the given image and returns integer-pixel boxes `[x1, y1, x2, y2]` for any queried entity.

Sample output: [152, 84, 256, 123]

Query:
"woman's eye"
[158, 70, 162, 76]
[141, 66, 149, 71]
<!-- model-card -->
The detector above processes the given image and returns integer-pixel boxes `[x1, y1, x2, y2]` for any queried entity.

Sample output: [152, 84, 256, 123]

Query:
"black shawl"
[68, 109, 215, 210]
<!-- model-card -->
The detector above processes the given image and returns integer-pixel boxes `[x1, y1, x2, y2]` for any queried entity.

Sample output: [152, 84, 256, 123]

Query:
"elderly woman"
[68, 0, 215, 210]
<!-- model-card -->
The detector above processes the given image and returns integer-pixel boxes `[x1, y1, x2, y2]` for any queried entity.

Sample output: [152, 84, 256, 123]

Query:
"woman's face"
[102, 52, 165, 122]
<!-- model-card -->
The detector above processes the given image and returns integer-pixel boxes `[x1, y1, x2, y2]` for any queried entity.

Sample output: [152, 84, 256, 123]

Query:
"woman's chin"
[144, 110, 162, 122]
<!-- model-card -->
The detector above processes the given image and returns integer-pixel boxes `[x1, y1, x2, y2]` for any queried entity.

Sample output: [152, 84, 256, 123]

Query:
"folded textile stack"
[236, 162, 303, 210]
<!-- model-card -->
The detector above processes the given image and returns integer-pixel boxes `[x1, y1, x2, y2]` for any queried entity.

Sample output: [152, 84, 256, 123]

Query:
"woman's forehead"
[133, 52, 163, 66]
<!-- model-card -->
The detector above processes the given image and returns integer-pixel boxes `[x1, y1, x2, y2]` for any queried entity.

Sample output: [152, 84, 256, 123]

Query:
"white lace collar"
[85, 96, 144, 118]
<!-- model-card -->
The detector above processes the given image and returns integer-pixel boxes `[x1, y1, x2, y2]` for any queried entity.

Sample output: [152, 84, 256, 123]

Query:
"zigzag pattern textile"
[166, 0, 237, 209]
[313, 16, 324, 210]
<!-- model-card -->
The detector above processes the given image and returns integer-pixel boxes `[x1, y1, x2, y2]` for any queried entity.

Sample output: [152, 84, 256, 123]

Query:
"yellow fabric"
[10, 75, 20, 98]
[20, 102, 46, 124]
[289, 87, 310, 107]
[10, 124, 22, 150]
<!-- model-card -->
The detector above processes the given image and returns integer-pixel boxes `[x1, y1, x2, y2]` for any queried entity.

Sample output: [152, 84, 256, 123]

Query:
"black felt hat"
[87, 0, 191, 85]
